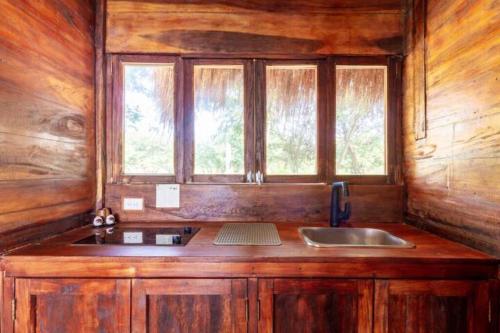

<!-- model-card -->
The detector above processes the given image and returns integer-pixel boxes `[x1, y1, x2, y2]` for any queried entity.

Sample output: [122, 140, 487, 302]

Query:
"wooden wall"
[101, 0, 406, 223]
[105, 0, 403, 55]
[0, 0, 95, 248]
[107, 184, 403, 223]
[403, 0, 500, 256]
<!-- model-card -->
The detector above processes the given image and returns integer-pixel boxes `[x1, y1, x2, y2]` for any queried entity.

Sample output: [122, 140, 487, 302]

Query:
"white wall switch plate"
[156, 234, 174, 245]
[123, 197, 144, 211]
[156, 184, 180, 208]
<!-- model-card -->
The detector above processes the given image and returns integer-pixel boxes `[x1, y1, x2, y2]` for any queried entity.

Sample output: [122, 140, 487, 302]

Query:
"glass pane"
[194, 65, 244, 174]
[266, 65, 317, 175]
[336, 66, 387, 175]
[123, 64, 175, 175]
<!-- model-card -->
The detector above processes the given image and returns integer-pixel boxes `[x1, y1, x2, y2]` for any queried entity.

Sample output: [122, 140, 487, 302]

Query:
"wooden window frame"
[108, 55, 401, 186]
[109, 54, 183, 184]
[329, 56, 401, 185]
[256, 59, 328, 183]
[183, 58, 254, 183]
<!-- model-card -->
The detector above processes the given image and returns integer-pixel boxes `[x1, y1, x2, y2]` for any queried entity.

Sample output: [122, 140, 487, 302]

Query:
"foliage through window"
[335, 65, 387, 175]
[194, 65, 245, 175]
[123, 64, 175, 175]
[265, 65, 318, 175]
[114, 57, 396, 184]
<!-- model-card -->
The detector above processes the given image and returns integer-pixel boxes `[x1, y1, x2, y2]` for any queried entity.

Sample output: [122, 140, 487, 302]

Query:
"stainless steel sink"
[299, 227, 415, 248]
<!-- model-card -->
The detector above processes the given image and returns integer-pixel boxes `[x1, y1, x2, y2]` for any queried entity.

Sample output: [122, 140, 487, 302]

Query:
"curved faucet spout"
[330, 181, 351, 227]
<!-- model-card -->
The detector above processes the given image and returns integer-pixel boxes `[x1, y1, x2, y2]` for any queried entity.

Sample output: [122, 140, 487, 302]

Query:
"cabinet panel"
[258, 279, 373, 333]
[374, 280, 490, 333]
[14, 278, 130, 333]
[132, 278, 248, 333]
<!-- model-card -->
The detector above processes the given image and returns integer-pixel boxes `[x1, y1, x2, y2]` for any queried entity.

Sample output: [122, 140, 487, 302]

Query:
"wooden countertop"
[2, 222, 497, 279]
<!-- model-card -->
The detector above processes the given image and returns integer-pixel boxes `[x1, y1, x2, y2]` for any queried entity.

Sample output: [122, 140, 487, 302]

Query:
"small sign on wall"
[156, 184, 180, 208]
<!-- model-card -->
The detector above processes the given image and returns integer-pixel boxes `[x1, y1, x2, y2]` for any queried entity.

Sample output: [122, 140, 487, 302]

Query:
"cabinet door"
[15, 278, 131, 333]
[258, 279, 373, 333]
[132, 279, 248, 333]
[374, 280, 490, 333]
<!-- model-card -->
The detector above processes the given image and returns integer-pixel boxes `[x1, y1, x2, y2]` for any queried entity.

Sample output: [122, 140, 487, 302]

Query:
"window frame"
[329, 56, 400, 185]
[108, 55, 401, 186]
[109, 54, 183, 184]
[255, 59, 328, 183]
[183, 58, 255, 183]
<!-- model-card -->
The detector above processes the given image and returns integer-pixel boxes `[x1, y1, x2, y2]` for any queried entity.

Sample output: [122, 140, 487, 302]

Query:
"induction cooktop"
[73, 227, 200, 246]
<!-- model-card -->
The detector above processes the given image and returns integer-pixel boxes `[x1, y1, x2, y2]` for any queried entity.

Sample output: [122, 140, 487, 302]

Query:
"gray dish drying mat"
[213, 223, 282, 246]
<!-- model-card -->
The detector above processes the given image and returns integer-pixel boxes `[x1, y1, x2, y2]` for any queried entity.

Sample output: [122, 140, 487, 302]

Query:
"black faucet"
[330, 181, 351, 227]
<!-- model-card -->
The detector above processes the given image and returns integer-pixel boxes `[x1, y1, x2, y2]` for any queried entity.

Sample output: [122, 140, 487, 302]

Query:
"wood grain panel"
[374, 280, 490, 333]
[108, 0, 402, 13]
[131, 279, 247, 333]
[105, 184, 403, 222]
[0, 88, 87, 143]
[149, 295, 233, 333]
[106, 0, 403, 55]
[0, 213, 89, 253]
[405, 0, 427, 140]
[0, 0, 95, 242]
[1, 276, 14, 333]
[0, 9, 93, 111]
[95, 0, 106, 210]
[0, 179, 93, 235]
[15, 278, 130, 333]
[495, 279, 500, 333]
[0, 133, 89, 181]
[402, 0, 500, 256]
[260, 279, 373, 333]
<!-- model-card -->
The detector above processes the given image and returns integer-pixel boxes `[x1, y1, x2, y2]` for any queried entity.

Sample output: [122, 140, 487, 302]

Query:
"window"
[265, 65, 318, 175]
[123, 63, 175, 175]
[335, 65, 387, 176]
[193, 65, 245, 175]
[184, 59, 253, 183]
[110, 56, 399, 185]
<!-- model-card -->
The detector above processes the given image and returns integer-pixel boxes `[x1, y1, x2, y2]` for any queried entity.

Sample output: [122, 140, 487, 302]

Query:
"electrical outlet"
[123, 198, 144, 211]
[156, 184, 180, 208]
[123, 232, 143, 244]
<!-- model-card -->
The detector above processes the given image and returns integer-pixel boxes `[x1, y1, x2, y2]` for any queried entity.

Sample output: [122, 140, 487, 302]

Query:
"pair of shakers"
[92, 208, 116, 228]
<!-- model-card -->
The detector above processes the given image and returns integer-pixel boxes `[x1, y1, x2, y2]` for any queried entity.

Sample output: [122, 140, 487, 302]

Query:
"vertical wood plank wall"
[403, 0, 500, 256]
[0, 0, 96, 249]
[102, 0, 405, 223]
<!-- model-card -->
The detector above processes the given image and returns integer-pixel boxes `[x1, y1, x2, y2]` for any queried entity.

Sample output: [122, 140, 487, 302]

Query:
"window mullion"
[317, 59, 328, 183]
[327, 56, 337, 183]
[244, 59, 256, 181]
[175, 57, 185, 184]
[182, 59, 195, 183]
[254, 60, 267, 179]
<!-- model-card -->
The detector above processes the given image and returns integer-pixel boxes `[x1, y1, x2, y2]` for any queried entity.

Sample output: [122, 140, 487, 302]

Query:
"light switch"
[123, 197, 144, 211]
[156, 184, 180, 208]
[155, 234, 174, 245]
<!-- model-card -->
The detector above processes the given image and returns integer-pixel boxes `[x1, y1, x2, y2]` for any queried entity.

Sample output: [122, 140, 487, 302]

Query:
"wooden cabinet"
[374, 280, 490, 333]
[14, 278, 130, 333]
[5, 277, 494, 333]
[131, 278, 248, 333]
[258, 279, 373, 333]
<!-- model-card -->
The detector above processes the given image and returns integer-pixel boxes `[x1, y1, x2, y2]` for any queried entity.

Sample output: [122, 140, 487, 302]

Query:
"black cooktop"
[73, 227, 200, 246]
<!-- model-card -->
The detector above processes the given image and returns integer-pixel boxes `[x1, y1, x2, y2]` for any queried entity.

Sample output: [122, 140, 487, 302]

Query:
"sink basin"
[299, 227, 415, 248]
